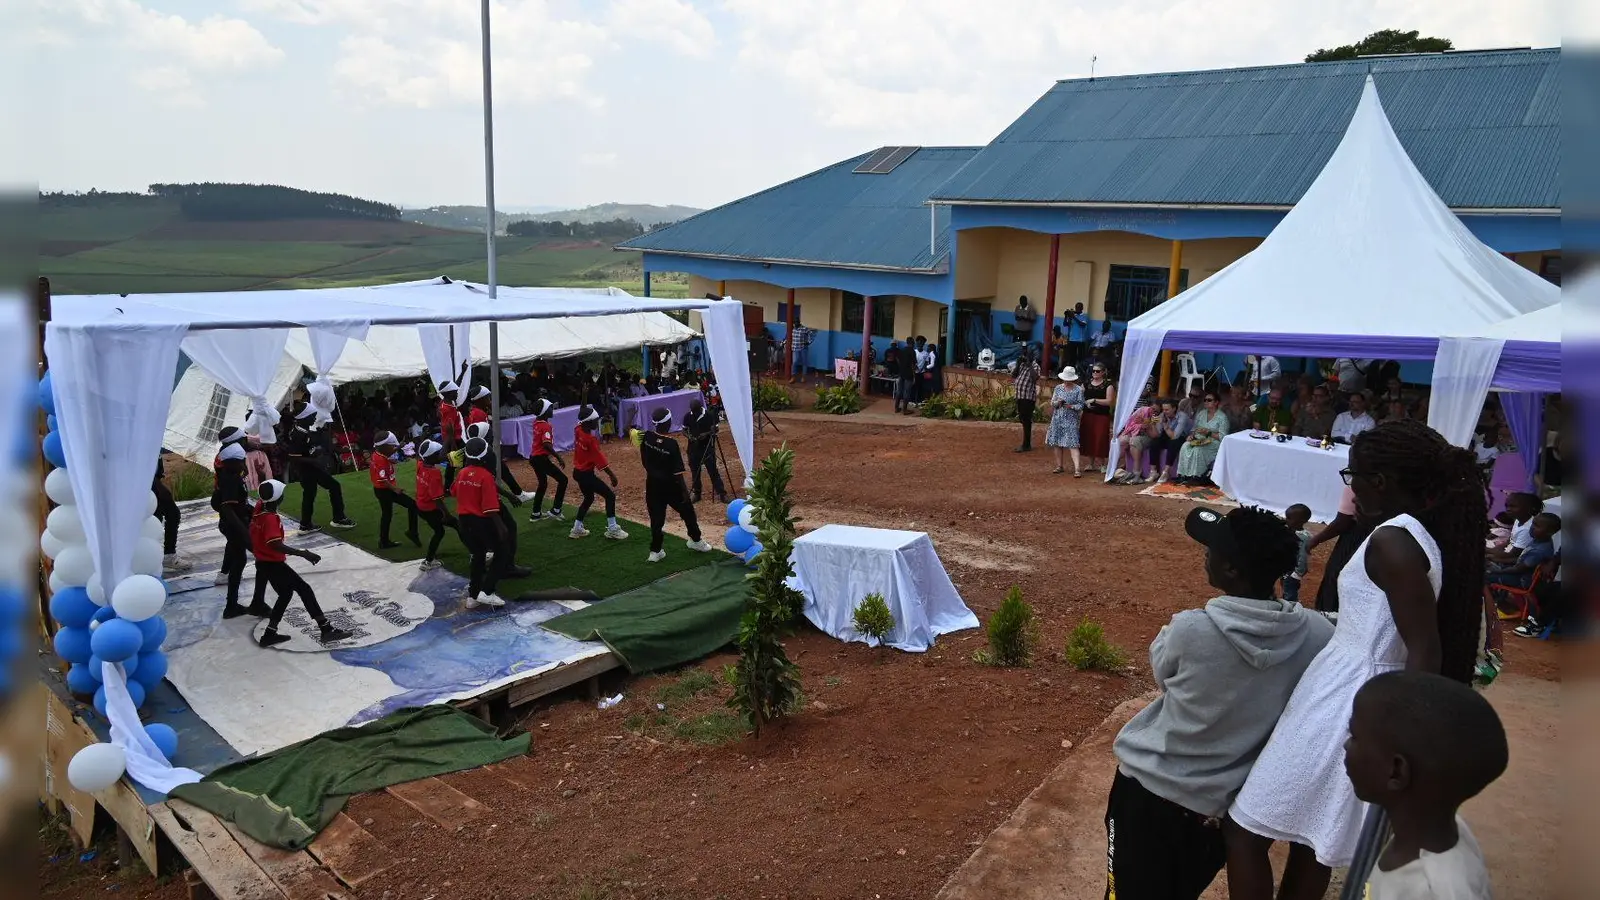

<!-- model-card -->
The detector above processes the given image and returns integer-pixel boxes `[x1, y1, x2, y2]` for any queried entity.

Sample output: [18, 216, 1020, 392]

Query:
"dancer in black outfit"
[639, 408, 713, 563]
[284, 403, 355, 533]
[527, 399, 570, 521]
[152, 458, 190, 573]
[684, 399, 728, 504]
[213, 444, 253, 619]
[251, 480, 355, 648]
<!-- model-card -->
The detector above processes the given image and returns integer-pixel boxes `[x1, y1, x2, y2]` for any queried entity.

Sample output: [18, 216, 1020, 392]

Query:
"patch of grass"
[1064, 619, 1128, 672]
[654, 669, 719, 705]
[672, 710, 746, 745]
[975, 586, 1039, 667]
[824, 675, 842, 688]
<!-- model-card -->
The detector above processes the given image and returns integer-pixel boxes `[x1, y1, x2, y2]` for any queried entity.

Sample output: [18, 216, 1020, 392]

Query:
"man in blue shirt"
[1064, 303, 1090, 368]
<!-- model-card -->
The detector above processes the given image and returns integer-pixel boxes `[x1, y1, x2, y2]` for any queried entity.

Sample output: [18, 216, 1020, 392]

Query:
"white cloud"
[579, 151, 619, 167]
[133, 66, 204, 107]
[607, 0, 715, 58]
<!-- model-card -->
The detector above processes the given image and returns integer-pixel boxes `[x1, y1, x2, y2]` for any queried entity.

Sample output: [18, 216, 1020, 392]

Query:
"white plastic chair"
[1175, 352, 1205, 397]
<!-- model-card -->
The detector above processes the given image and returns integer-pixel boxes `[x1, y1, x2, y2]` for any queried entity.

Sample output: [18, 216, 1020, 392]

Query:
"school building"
[619, 48, 1559, 381]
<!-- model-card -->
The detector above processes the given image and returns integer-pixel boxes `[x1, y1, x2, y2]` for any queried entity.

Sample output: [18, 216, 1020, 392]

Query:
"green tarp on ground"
[541, 559, 749, 673]
[169, 706, 529, 850]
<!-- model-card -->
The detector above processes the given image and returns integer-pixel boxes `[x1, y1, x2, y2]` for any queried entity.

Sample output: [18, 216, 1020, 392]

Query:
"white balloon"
[46, 505, 86, 544]
[89, 618, 102, 632]
[44, 469, 75, 506]
[737, 505, 759, 534]
[86, 575, 108, 607]
[41, 530, 65, 560]
[111, 574, 167, 623]
[48, 570, 69, 595]
[53, 546, 93, 586]
[140, 516, 164, 543]
[132, 539, 164, 577]
[146, 491, 159, 517]
[67, 743, 126, 793]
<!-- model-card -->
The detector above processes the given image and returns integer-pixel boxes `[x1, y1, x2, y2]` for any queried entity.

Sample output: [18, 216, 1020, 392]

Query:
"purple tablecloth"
[502, 405, 582, 457]
[616, 388, 700, 434]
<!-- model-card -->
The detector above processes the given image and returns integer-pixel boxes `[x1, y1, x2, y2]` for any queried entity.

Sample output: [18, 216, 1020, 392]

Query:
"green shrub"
[814, 380, 863, 415]
[917, 384, 1047, 423]
[975, 586, 1038, 667]
[168, 463, 214, 502]
[752, 379, 794, 411]
[852, 593, 895, 642]
[727, 446, 805, 735]
[1064, 619, 1128, 672]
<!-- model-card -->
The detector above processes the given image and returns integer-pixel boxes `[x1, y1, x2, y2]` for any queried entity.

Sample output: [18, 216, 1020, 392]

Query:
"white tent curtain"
[102, 660, 201, 794]
[1427, 337, 1507, 447]
[418, 323, 472, 400]
[180, 330, 291, 444]
[703, 299, 755, 482]
[1107, 327, 1167, 478]
[303, 326, 363, 429]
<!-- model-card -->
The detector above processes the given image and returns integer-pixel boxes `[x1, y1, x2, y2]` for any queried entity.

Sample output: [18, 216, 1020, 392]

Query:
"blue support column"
[642, 347, 651, 378]
[642, 270, 652, 297]
[945, 302, 958, 365]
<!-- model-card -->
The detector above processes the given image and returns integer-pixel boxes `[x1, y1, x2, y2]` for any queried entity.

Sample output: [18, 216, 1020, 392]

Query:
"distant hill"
[402, 202, 701, 233]
[401, 206, 516, 233]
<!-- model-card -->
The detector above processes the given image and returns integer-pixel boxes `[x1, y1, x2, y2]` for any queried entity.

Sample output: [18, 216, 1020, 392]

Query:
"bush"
[167, 461, 215, 502]
[975, 586, 1039, 667]
[1064, 619, 1128, 672]
[918, 384, 1047, 423]
[727, 446, 805, 735]
[752, 379, 794, 411]
[852, 593, 895, 642]
[814, 380, 863, 415]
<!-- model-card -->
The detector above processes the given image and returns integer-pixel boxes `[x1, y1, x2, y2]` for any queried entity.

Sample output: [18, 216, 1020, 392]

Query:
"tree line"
[506, 217, 652, 241]
[148, 183, 401, 222]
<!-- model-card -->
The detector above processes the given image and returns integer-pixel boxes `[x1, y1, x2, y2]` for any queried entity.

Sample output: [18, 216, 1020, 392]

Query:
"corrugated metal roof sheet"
[618, 147, 977, 271]
[931, 48, 1558, 208]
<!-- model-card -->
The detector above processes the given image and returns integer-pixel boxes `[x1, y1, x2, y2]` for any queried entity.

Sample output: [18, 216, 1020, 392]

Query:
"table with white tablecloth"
[615, 387, 700, 434]
[502, 405, 581, 457]
[1212, 431, 1350, 523]
[787, 524, 978, 652]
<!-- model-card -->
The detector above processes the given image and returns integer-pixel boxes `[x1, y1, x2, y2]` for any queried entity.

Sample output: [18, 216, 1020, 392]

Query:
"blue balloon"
[49, 587, 97, 629]
[743, 541, 765, 564]
[38, 372, 56, 415]
[90, 619, 143, 663]
[89, 652, 137, 678]
[47, 415, 57, 432]
[66, 664, 100, 695]
[131, 651, 168, 690]
[724, 526, 754, 555]
[92, 606, 118, 626]
[135, 616, 167, 650]
[145, 723, 179, 760]
[53, 626, 92, 664]
[42, 430, 66, 469]
[726, 498, 748, 526]
[93, 680, 147, 717]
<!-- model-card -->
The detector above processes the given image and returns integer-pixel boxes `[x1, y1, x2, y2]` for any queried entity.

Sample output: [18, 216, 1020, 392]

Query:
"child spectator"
[1280, 504, 1312, 603]
[1487, 512, 1559, 590]
[1486, 492, 1541, 559]
[1343, 670, 1506, 899]
[1107, 506, 1333, 899]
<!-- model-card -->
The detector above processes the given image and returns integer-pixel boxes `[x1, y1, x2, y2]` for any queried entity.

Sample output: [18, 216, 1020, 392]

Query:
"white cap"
[464, 437, 491, 460]
[258, 480, 287, 503]
[579, 406, 601, 425]
[218, 443, 247, 462]
[471, 386, 491, 401]
[466, 421, 491, 442]
[535, 398, 553, 418]
[374, 431, 399, 448]
[419, 439, 443, 458]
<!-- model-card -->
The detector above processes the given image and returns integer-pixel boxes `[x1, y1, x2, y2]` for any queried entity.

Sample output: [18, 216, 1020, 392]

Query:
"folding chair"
[1485, 560, 1552, 622]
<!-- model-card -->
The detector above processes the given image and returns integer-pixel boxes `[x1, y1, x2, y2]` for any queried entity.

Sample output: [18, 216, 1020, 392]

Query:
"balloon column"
[36, 373, 183, 790]
[723, 499, 764, 565]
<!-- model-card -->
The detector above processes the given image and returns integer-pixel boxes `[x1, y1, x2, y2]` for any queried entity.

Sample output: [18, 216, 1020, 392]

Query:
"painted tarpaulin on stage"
[159, 502, 607, 757]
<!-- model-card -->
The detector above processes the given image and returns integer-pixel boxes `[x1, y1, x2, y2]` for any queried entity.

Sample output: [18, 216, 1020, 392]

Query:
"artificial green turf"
[277, 469, 719, 599]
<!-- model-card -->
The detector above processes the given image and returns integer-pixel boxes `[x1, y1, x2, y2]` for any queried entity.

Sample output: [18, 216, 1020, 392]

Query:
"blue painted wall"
[641, 252, 953, 302]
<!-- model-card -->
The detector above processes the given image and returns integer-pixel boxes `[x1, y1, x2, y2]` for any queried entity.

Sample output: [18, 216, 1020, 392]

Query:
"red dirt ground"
[38, 410, 1560, 899]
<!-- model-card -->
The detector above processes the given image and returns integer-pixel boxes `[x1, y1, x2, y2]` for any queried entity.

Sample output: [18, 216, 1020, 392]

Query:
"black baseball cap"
[1185, 507, 1241, 560]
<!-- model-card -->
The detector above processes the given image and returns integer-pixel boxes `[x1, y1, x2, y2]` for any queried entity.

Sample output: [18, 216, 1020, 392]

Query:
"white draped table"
[1212, 431, 1350, 523]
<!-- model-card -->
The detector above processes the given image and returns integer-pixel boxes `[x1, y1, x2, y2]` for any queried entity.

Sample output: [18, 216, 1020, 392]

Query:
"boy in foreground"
[1343, 670, 1506, 899]
[1107, 506, 1333, 899]
[251, 480, 354, 648]
[1281, 503, 1313, 603]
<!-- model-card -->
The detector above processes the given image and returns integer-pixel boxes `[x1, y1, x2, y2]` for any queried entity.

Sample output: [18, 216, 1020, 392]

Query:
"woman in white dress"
[1224, 420, 1488, 900]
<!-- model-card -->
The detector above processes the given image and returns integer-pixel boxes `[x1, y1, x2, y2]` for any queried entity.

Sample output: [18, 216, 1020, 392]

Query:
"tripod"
[754, 409, 780, 437]
[691, 427, 735, 501]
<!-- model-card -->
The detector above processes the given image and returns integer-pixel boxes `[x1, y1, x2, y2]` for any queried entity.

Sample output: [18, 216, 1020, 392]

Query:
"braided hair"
[1350, 420, 1487, 684]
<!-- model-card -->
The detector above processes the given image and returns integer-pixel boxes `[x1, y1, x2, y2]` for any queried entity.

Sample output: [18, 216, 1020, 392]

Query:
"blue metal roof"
[618, 147, 978, 271]
[931, 49, 1558, 209]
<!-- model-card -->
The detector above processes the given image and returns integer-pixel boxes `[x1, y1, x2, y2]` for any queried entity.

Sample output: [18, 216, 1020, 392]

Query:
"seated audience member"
[1106, 506, 1332, 900]
[1380, 397, 1410, 423]
[1251, 389, 1294, 433]
[1513, 553, 1566, 637]
[1113, 400, 1160, 484]
[1179, 385, 1205, 417]
[1289, 374, 1317, 414]
[1173, 393, 1229, 486]
[1487, 512, 1559, 590]
[1343, 671, 1506, 900]
[1330, 392, 1376, 443]
[1487, 492, 1543, 561]
[1219, 384, 1253, 435]
[1374, 374, 1408, 410]
[1151, 398, 1192, 484]
[1294, 386, 1336, 440]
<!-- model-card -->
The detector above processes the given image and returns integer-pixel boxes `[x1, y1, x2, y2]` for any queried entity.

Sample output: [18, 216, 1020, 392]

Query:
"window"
[1104, 265, 1189, 321]
[1539, 254, 1561, 285]
[840, 292, 895, 338]
[198, 383, 233, 442]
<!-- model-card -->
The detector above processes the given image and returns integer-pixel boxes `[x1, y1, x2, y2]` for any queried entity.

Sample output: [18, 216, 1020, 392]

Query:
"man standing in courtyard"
[788, 313, 814, 384]
[1013, 347, 1042, 452]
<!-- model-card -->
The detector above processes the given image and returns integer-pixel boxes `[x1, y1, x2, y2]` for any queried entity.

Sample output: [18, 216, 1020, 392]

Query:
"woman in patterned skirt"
[1046, 367, 1085, 476]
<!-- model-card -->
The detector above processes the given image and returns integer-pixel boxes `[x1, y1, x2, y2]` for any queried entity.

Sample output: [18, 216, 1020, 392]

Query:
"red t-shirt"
[451, 464, 500, 517]
[573, 427, 606, 472]
[249, 510, 287, 563]
[369, 451, 396, 490]
[415, 461, 445, 512]
[439, 400, 463, 442]
[468, 407, 489, 427]
[532, 420, 554, 457]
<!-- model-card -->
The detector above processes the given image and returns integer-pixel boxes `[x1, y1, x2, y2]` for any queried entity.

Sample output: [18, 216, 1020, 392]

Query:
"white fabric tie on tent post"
[102, 660, 202, 794]
[304, 326, 365, 429]
[181, 329, 292, 444]
[418, 323, 472, 397]
[701, 299, 755, 484]
[1107, 327, 1167, 479]
[1427, 337, 1507, 447]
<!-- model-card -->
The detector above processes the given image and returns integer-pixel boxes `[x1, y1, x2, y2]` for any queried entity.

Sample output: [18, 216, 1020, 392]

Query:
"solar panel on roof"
[853, 147, 899, 173]
[867, 146, 919, 173]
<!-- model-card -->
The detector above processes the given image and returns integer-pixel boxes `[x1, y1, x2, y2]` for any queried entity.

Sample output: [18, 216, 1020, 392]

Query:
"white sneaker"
[518, 491, 537, 503]
[477, 593, 507, 608]
[214, 571, 230, 586]
[605, 524, 629, 541]
[569, 523, 590, 539]
[1111, 468, 1128, 482]
[647, 550, 667, 563]
[1157, 472, 1170, 484]
[547, 507, 566, 521]
[686, 540, 712, 553]
[419, 559, 443, 571]
[163, 553, 192, 573]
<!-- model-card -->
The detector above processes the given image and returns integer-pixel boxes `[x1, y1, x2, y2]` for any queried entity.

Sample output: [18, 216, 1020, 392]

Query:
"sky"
[17, 0, 1562, 211]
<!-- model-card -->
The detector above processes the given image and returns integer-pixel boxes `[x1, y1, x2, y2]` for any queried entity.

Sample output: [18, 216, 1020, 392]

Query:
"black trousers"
[646, 477, 702, 553]
[259, 560, 327, 632]
[458, 515, 507, 598]
[153, 479, 180, 555]
[1104, 770, 1225, 900]
[498, 454, 524, 495]
[374, 488, 419, 543]
[217, 514, 249, 605]
[687, 436, 724, 500]
[1017, 399, 1037, 449]
[419, 506, 458, 561]
[1149, 434, 1183, 471]
[531, 455, 568, 511]
[575, 470, 615, 521]
[294, 461, 346, 527]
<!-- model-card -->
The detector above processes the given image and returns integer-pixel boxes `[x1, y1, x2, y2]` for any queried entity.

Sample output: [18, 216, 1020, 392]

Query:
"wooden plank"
[306, 813, 393, 889]
[504, 651, 619, 708]
[43, 689, 98, 847]
[487, 762, 539, 793]
[152, 800, 285, 900]
[384, 777, 489, 832]
[216, 819, 351, 900]
[96, 778, 158, 874]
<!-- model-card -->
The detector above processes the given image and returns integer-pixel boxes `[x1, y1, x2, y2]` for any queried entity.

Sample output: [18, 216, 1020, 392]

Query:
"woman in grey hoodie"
[1105, 506, 1334, 900]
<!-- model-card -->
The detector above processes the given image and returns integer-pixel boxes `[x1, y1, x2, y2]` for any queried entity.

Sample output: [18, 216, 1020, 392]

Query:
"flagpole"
[480, 0, 501, 455]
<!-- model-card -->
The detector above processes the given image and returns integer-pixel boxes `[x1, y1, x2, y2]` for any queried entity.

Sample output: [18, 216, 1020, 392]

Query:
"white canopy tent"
[1110, 76, 1558, 474]
[1429, 302, 1561, 448]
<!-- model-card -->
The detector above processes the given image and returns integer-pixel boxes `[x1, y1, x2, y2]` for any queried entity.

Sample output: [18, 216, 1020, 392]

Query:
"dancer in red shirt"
[570, 405, 628, 541]
[414, 440, 457, 571]
[527, 399, 569, 521]
[252, 480, 354, 648]
[369, 431, 421, 550]
[451, 437, 509, 609]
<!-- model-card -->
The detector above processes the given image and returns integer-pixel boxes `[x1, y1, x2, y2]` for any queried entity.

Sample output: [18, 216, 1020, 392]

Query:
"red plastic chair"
[1486, 560, 1553, 622]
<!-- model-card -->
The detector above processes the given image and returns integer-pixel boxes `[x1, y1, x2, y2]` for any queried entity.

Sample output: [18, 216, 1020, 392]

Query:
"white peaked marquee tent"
[1110, 76, 1558, 473]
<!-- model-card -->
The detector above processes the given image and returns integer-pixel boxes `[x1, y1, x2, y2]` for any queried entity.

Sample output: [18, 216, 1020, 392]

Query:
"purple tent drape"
[1498, 391, 1544, 492]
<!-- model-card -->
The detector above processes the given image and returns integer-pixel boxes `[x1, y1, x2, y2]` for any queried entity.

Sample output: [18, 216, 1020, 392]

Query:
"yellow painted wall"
[955, 229, 1000, 300]
[688, 276, 835, 328]
[912, 298, 946, 340]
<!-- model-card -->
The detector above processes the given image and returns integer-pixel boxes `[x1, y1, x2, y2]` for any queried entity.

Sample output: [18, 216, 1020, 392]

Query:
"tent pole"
[1158, 240, 1183, 395]
[480, 0, 501, 449]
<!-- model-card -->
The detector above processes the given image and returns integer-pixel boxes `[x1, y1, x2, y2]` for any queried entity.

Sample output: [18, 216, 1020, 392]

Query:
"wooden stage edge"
[39, 649, 621, 898]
